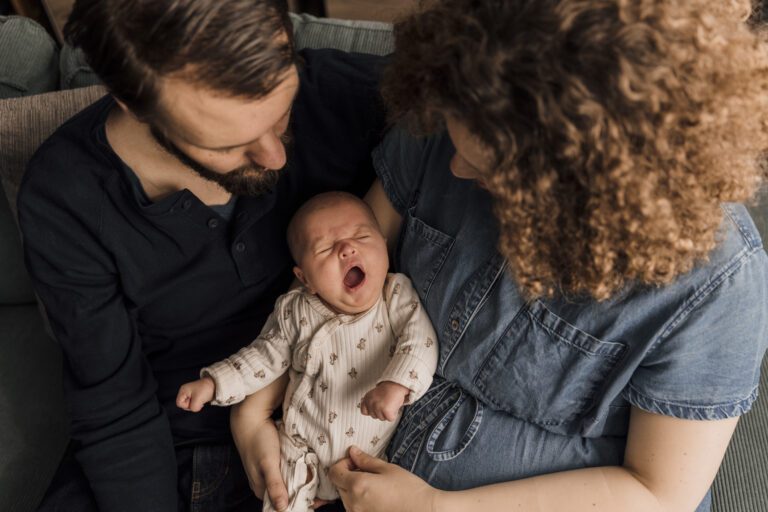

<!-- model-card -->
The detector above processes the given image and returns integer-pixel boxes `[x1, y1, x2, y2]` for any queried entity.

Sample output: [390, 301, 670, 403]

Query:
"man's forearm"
[434, 466, 665, 512]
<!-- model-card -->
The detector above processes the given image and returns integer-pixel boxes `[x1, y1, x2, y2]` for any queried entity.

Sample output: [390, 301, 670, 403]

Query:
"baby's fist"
[176, 377, 216, 412]
[360, 381, 410, 421]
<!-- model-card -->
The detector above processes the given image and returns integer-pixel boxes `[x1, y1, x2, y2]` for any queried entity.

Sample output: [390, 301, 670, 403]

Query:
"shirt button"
[235, 242, 246, 252]
[182, 199, 192, 210]
[451, 319, 460, 331]
[207, 218, 219, 229]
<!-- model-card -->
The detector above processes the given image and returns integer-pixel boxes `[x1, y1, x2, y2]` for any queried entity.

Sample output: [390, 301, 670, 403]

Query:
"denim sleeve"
[372, 125, 432, 215]
[625, 247, 768, 420]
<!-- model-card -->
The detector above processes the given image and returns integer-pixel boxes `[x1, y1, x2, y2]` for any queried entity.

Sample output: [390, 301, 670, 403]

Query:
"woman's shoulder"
[372, 125, 455, 215]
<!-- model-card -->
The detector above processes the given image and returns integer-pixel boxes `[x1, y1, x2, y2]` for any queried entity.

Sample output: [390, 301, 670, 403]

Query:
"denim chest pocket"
[473, 300, 627, 434]
[397, 206, 455, 303]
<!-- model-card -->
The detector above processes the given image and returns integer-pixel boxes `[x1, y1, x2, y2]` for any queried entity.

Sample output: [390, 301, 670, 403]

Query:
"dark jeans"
[37, 442, 257, 512]
[38, 442, 347, 512]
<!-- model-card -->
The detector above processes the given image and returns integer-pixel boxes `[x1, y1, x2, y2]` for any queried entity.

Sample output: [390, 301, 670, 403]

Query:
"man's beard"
[149, 124, 291, 197]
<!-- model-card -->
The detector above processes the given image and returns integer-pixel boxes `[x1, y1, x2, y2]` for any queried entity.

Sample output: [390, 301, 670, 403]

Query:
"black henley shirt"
[17, 49, 386, 512]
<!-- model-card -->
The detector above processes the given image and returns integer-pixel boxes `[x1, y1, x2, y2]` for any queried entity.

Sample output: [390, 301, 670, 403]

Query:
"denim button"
[182, 199, 192, 210]
[451, 319, 460, 330]
[208, 218, 219, 229]
[235, 242, 246, 252]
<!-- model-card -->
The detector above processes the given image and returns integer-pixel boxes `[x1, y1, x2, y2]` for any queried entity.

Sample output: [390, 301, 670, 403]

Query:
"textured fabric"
[0, 85, 106, 319]
[375, 127, 768, 512]
[0, 189, 33, 304]
[0, 16, 59, 98]
[290, 13, 393, 56]
[711, 352, 768, 512]
[0, 305, 67, 512]
[0, 86, 107, 224]
[204, 274, 438, 508]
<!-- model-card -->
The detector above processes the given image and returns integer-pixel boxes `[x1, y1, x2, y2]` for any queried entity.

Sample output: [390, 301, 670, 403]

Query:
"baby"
[177, 191, 438, 512]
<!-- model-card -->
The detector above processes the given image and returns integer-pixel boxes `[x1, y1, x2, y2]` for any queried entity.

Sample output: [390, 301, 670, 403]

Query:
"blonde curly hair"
[383, 0, 768, 301]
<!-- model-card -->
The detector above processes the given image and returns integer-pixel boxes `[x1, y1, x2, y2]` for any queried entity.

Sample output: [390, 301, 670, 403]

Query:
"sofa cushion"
[0, 86, 107, 308]
[0, 16, 59, 99]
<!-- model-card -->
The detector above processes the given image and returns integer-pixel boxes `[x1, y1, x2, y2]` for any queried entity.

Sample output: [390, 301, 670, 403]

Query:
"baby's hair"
[287, 191, 378, 262]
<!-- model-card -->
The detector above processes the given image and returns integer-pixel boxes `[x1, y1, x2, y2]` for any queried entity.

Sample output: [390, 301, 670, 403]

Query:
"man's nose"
[245, 132, 287, 170]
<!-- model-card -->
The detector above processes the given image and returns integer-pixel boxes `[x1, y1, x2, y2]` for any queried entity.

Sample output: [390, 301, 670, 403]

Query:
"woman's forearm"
[435, 466, 662, 512]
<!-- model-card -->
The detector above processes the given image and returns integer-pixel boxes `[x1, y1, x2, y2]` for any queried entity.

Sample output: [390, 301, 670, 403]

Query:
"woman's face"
[444, 116, 493, 180]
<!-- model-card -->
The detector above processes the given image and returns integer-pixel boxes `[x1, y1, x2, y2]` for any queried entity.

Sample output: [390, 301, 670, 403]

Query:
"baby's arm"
[176, 376, 215, 412]
[361, 275, 439, 420]
[176, 297, 296, 411]
[360, 380, 410, 421]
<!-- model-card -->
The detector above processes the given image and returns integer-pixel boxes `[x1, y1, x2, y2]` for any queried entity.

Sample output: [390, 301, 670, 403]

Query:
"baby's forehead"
[302, 198, 375, 227]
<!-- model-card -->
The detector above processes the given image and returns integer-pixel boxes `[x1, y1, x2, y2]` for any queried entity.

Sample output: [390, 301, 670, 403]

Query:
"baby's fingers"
[176, 391, 192, 410]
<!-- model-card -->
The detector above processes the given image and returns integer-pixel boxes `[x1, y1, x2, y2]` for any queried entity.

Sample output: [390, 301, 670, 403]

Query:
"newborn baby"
[177, 191, 438, 512]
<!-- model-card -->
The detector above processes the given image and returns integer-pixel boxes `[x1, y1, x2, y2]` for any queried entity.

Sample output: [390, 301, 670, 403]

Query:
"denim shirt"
[375, 127, 768, 510]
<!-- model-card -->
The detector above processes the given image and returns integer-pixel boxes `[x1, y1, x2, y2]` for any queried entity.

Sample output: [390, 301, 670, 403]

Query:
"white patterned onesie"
[202, 273, 439, 512]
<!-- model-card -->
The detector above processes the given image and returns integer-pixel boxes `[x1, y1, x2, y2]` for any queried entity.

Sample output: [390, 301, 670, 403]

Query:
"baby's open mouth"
[343, 266, 366, 289]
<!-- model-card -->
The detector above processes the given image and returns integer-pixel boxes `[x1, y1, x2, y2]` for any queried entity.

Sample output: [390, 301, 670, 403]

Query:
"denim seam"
[440, 259, 507, 374]
[646, 244, 757, 357]
[528, 303, 627, 359]
[722, 204, 761, 249]
[623, 383, 759, 419]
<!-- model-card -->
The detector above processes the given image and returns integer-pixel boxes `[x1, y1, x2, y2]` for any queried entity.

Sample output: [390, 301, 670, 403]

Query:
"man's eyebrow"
[194, 95, 297, 151]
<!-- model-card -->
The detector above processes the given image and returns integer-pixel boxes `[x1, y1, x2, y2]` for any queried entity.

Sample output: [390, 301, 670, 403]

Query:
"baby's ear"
[293, 266, 307, 285]
[293, 266, 317, 294]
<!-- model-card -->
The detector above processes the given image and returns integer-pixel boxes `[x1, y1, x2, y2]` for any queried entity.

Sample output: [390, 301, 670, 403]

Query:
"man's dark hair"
[65, 0, 296, 121]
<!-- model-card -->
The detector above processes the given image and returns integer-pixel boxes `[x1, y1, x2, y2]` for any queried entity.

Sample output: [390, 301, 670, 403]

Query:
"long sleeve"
[379, 273, 439, 404]
[17, 153, 177, 512]
[202, 297, 295, 405]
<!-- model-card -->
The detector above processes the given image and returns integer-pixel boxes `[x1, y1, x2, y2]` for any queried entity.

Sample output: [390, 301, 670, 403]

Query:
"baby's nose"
[339, 242, 357, 258]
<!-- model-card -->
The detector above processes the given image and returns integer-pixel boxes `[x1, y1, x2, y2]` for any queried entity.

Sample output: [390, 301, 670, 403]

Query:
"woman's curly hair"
[383, 0, 768, 301]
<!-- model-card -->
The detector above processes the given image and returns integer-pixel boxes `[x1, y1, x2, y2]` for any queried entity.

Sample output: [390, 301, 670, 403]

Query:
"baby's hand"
[176, 376, 216, 412]
[360, 381, 410, 421]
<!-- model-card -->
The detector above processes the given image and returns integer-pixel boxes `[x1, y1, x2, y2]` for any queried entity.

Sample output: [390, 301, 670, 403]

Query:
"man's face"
[150, 66, 300, 196]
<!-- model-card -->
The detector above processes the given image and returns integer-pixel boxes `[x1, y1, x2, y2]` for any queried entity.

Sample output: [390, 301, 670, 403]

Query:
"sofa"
[0, 12, 766, 512]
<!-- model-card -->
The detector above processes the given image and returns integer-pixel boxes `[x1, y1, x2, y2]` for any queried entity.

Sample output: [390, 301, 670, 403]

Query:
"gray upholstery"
[0, 11, 765, 512]
[0, 16, 58, 98]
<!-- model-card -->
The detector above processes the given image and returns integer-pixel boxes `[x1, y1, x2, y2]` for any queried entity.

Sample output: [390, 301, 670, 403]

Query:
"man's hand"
[176, 376, 215, 412]
[360, 381, 410, 421]
[231, 374, 291, 510]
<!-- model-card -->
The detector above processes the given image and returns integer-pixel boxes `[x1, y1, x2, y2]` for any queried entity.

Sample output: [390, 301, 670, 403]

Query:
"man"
[17, 1, 386, 510]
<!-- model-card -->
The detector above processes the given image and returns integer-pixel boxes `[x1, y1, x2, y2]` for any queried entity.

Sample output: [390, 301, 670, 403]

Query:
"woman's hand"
[329, 446, 439, 512]
[230, 374, 290, 510]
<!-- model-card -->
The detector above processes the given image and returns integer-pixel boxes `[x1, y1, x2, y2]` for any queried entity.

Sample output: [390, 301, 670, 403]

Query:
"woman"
[233, 1, 768, 510]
